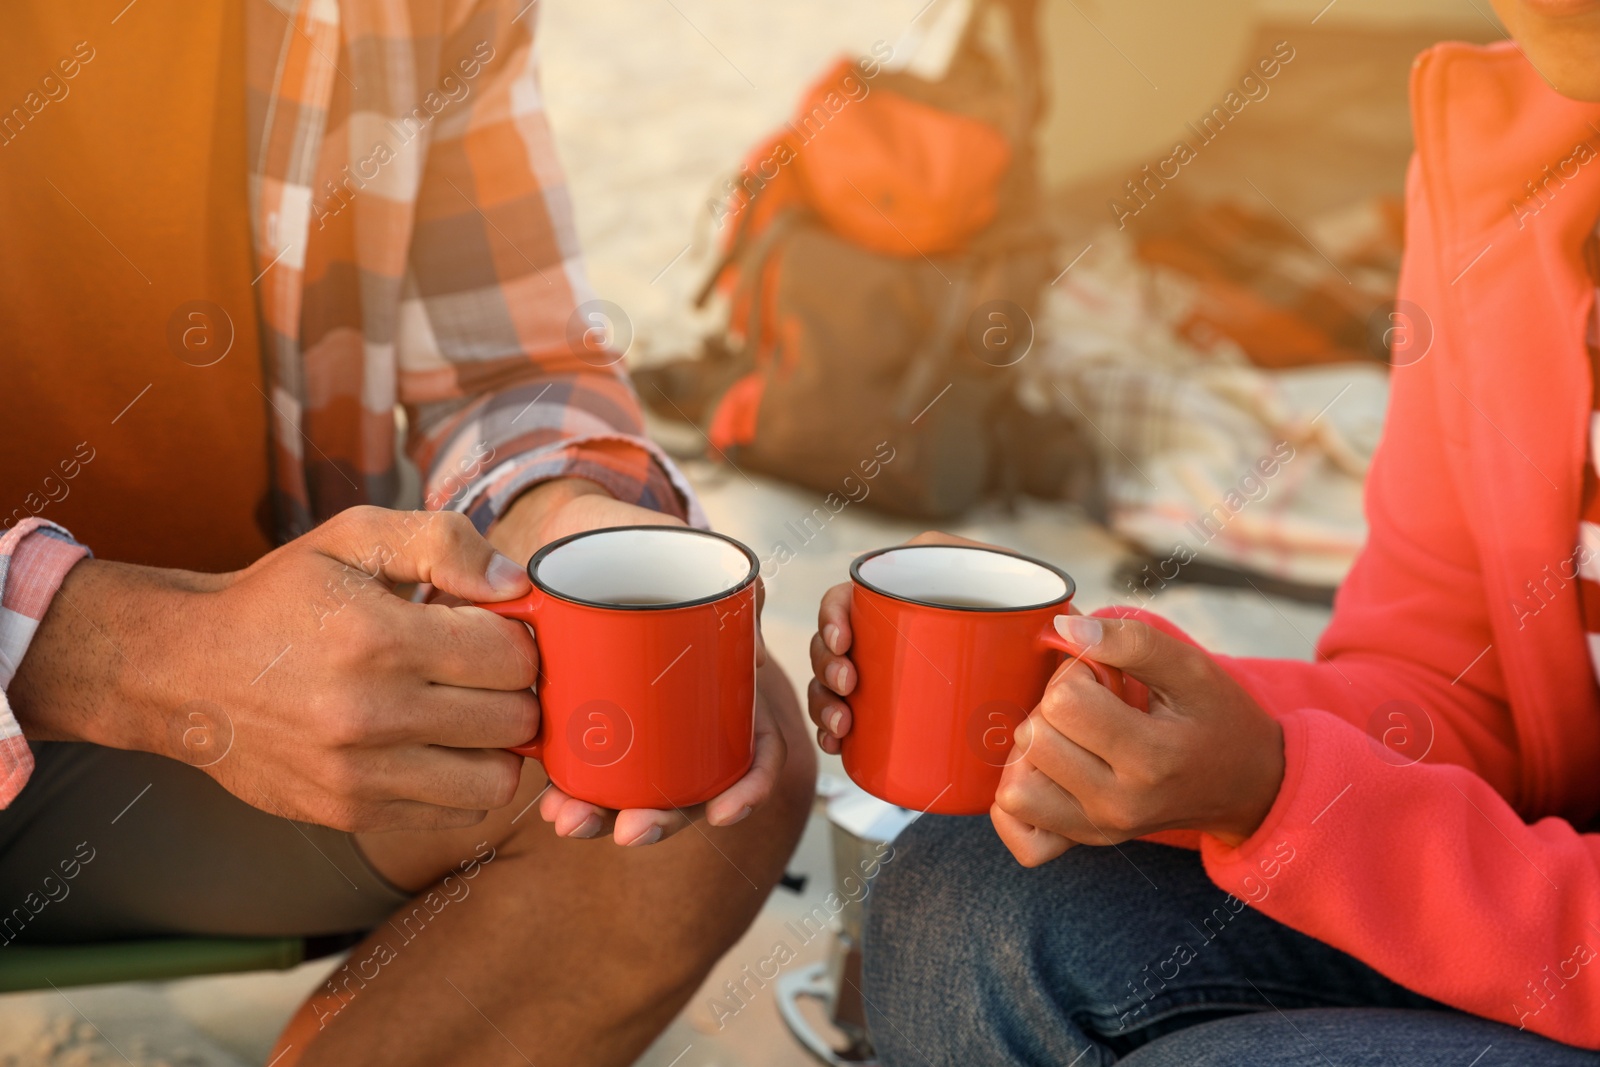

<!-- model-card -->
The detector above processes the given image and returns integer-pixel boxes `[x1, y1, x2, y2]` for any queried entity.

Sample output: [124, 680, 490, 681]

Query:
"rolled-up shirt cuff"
[450, 435, 707, 532]
[1, 518, 90, 806]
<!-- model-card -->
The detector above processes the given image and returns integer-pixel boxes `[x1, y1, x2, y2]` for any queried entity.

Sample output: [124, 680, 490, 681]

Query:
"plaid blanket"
[1024, 210, 1392, 589]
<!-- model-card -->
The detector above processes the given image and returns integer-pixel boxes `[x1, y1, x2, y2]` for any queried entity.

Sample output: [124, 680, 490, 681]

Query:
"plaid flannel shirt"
[0, 0, 702, 806]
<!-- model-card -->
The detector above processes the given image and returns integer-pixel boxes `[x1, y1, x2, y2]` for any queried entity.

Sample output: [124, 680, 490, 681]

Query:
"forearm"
[8, 558, 210, 755]
[1218, 650, 1517, 789]
[1203, 707, 1600, 1046]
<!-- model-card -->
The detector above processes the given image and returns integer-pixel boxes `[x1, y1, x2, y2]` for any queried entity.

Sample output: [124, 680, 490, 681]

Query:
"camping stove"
[777, 776, 919, 1067]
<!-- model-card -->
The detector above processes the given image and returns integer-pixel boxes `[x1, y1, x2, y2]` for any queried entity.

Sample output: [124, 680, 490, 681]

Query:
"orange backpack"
[664, 0, 1074, 517]
[726, 56, 1014, 259]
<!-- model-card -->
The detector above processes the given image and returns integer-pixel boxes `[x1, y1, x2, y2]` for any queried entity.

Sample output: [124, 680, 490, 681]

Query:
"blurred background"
[0, 0, 1502, 1063]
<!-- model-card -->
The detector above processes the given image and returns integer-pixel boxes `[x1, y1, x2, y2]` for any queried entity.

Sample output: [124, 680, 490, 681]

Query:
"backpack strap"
[726, 205, 808, 366]
[891, 269, 974, 424]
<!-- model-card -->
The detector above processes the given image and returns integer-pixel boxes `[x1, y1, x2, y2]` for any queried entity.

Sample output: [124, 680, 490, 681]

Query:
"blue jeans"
[862, 815, 1600, 1066]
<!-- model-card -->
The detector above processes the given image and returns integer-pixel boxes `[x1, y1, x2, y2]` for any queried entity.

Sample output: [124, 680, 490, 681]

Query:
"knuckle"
[470, 611, 537, 688]
[347, 608, 399, 661]
[1178, 649, 1215, 689]
[512, 647, 540, 691]
[1142, 742, 1182, 786]
[322, 703, 377, 749]
[808, 632, 827, 668]
[1043, 670, 1095, 724]
[320, 747, 362, 787]
[511, 696, 540, 745]
[1120, 621, 1158, 665]
[1101, 795, 1145, 837]
[439, 807, 489, 831]
[1039, 679, 1073, 721]
[994, 778, 1030, 815]
[322, 506, 360, 532]
[334, 603, 377, 647]
[301, 685, 338, 723]
[318, 797, 368, 833]
[436, 508, 475, 535]
[1016, 842, 1053, 868]
[484, 762, 521, 809]
[330, 504, 385, 539]
[430, 510, 478, 552]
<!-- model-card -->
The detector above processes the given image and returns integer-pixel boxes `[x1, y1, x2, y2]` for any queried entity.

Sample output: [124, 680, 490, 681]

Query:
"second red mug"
[476, 525, 759, 810]
[841, 543, 1148, 815]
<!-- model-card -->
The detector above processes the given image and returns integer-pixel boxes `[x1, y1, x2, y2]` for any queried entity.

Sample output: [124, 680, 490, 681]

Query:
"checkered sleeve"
[0, 518, 90, 806]
[397, 0, 703, 532]
[411, 381, 706, 533]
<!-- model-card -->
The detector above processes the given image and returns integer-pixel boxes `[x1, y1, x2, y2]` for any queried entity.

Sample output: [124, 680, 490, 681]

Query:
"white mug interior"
[856, 546, 1069, 610]
[534, 527, 753, 607]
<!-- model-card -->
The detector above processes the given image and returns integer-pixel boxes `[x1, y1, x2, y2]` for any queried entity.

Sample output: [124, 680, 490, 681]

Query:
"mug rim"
[527, 524, 760, 611]
[849, 543, 1076, 613]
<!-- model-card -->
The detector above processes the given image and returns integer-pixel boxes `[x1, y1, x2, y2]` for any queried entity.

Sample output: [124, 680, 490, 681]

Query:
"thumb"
[1052, 614, 1204, 692]
[316, 506, 530, 602]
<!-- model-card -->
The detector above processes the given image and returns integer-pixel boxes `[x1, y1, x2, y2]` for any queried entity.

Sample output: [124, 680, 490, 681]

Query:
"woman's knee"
[864, 822, 1215, 1055]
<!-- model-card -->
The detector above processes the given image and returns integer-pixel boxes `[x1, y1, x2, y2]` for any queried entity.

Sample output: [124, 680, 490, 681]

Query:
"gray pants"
[0, 743, 407, 945]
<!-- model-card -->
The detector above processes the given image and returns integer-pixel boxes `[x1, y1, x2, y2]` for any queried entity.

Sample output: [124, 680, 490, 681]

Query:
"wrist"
[1210, 716, 1286, 847]
[506, 477, 614, 522]
[9, 559, 218, 757]
[490, 477, 615, 560]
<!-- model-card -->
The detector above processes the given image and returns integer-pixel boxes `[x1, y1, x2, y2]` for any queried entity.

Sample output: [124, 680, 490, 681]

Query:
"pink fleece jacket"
[1149, 42, 1600, 1046]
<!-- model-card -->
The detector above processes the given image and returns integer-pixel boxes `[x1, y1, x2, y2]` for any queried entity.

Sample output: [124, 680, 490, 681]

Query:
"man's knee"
[749, 659, 818, 859]
[769, 696, 818, 834]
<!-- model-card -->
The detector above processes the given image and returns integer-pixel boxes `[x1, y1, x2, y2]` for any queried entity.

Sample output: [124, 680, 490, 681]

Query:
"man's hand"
[11, 506, 542, 832]
[489, 476, 685, 567]
[537, 662, 790, 846]
[487, 477, 782, 847]
[991, 615, 1286, 867]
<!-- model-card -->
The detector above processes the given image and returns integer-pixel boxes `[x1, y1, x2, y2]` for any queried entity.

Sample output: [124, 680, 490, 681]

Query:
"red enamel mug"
[841, 543, 1148, 815]
[476, 525, 759, 810]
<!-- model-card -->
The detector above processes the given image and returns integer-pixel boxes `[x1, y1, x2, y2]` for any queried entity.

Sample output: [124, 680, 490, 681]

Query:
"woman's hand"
[992, 615, 1286, 867]
[808, 530, 990, 754]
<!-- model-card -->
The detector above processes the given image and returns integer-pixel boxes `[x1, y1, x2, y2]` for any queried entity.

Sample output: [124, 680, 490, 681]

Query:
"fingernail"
[721, 805, 753, 827]
[827, 708, 845, 736]
[823, 624, 841, 654]
[1061, 615, 1103, 647]
[487, 552, 528, 594]
[569, 813, 603, 839]
[625, 825, 663, 847]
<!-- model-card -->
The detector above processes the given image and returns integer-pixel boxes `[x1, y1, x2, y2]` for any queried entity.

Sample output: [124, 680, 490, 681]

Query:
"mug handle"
[474, 591, 546, 759]
[1037, 616, 1151, 713]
